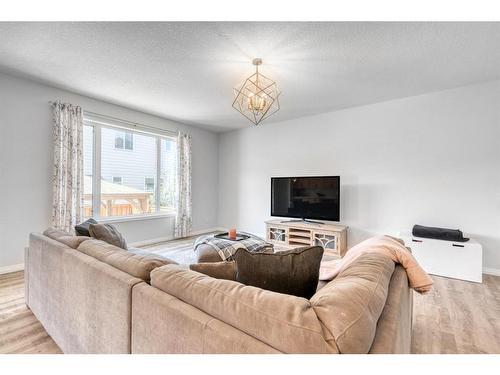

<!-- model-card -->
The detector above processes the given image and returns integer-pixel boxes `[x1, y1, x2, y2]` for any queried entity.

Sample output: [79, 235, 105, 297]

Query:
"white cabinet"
[401, 231, 482, 283]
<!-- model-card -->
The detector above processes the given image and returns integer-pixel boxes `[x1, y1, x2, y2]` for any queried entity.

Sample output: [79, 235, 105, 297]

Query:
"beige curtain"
[51, 101, 84, 233]
[174, 131, 192, 238]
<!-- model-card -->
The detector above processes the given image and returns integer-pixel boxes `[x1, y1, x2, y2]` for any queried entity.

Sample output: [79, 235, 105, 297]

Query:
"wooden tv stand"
[265, 219, 348, 257]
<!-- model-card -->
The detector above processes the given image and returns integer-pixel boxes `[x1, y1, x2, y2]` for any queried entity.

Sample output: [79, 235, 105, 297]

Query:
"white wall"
[218, 80, 500, 271]
[0, 72, 219, 269]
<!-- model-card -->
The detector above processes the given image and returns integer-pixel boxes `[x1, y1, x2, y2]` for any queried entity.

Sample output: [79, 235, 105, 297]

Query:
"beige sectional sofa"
[26, 231, 173, 353]
[25, 230, 413, 354]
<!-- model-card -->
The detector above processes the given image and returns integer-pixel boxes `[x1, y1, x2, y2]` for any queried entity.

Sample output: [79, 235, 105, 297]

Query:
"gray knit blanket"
[194, 232, 274, 261]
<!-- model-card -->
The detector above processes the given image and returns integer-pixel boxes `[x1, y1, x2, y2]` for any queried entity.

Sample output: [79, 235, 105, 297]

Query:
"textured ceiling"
[0, 22, 499, 132]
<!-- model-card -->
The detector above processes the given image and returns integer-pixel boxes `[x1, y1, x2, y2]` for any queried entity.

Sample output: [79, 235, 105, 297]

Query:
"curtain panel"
[174, 132, 193, 238]
[51, 101, 84, 233]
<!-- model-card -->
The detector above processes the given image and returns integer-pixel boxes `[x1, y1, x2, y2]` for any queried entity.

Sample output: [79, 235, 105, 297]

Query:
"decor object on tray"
[194, 232, 273, 261]
[412, 224, 469, 242]
[228, 228, 237, 240]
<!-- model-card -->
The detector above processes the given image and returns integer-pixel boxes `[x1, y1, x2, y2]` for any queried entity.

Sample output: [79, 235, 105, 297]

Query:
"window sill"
[97, 213, 176, 224]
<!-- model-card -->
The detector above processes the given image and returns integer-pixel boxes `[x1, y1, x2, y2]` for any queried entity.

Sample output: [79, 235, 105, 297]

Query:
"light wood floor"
[0, 271, 61, 354]
[1, 270, 499, 354]
[412, 273, 500, 353]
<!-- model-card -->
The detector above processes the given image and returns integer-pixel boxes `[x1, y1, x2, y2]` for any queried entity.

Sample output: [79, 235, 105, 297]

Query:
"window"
[112, 176, 123, 185]
[114, 131, 134, 150]
[83, 118, 177, 220]
[144, 177, 155, 192]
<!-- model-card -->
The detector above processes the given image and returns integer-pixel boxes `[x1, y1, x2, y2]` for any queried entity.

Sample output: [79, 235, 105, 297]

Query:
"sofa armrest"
[150, 264, 338, 353]
[369, 265, 413, 353]
[310, 253, 396, 353]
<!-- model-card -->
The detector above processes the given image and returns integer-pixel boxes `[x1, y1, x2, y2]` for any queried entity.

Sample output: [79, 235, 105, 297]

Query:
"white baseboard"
[0, 263, 24, 275]
[483, 267, 500, 276]
[130, 227, 225, 247]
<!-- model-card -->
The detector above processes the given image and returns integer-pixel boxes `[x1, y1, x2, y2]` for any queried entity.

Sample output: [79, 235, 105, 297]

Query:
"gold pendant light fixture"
[232, 58, 281, 126]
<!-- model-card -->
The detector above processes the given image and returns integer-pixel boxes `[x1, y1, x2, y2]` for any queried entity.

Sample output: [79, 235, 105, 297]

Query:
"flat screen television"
[271, 176, 340, 222]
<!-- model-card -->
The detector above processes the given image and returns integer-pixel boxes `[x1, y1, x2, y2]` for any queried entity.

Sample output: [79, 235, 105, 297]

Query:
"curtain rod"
[48, 101, 178, 137]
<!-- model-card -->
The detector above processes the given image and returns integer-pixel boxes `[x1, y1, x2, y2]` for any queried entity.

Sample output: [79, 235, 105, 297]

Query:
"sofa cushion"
[150, 264, 338, 353]
[43, 227, 91, 249]
[88, 223, 127, 250]
[75, 218, 98, 236]
[233, 246, 323, 299]
[189, 261, 237, 280]
[310, 252, 395, 354]
[77, 240, 176, 282]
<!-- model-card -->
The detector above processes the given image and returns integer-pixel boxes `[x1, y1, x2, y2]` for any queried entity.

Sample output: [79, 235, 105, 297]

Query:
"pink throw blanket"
[320, 235, 433, 294]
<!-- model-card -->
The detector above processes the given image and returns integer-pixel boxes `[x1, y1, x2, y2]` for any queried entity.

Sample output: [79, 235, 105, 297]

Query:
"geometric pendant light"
[232, 58, 281, 125]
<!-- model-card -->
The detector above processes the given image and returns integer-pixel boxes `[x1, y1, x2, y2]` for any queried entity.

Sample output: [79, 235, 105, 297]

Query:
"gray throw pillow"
[190, 261, 237, 281]
[88, 223, 127, 250]
[75, 218, 98, 236]
[232, 246, 324, 299]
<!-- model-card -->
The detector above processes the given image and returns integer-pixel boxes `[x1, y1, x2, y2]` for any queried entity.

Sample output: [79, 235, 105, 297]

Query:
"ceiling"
[0, 22, 499, 132]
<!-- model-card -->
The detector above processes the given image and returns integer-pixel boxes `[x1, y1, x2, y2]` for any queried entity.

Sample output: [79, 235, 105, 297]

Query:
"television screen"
[271, 176, 340, 221]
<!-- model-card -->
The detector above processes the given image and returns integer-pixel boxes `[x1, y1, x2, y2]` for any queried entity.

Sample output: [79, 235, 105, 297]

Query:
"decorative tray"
[214, 233, 250, 241]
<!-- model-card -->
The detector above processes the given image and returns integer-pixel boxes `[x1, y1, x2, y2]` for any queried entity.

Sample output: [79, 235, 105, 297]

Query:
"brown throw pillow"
[88, 223, 127, 250]
[189, 261, 237, 281]
[232, 246, 324, 299]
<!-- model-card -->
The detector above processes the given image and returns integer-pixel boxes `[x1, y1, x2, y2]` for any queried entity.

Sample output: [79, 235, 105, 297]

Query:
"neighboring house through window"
[114, 131, 134, 150]
[112, 176, 123, 185]
[144, 177, 155, 192]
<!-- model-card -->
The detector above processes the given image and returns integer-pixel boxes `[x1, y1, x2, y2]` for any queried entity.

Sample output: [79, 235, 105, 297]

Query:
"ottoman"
[195, 243, 226, 263]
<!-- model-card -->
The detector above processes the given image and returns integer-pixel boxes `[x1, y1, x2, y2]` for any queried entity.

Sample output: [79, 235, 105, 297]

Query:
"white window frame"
[83, 113, 177, 223]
